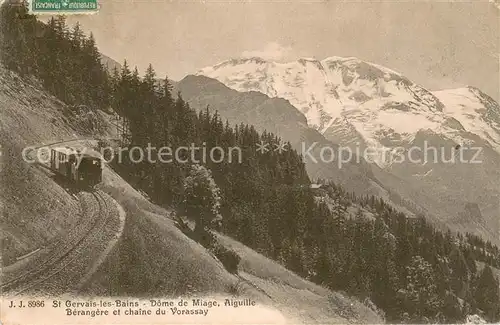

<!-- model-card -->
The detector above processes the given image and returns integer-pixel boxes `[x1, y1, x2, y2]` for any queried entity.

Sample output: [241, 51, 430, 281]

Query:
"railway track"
[1, 190, 111, 296]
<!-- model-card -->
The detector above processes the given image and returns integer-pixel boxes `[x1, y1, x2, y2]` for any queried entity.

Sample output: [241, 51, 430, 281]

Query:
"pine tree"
[449, 248, 470, 297]
[400, 256, 442, 321]
[474, 266, 500, 322]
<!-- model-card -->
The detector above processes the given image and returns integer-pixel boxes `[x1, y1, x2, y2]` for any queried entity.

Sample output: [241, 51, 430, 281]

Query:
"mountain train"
[49, 147, 102, 187]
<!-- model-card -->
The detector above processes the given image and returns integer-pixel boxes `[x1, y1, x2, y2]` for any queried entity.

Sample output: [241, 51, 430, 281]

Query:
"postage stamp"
[28, 0, 98, 14]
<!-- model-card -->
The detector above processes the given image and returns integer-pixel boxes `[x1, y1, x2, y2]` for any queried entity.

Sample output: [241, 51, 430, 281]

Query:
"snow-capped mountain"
[196, 56, 500, 245]
[434, 86, 500, 150]
[196, 57, 500, 168]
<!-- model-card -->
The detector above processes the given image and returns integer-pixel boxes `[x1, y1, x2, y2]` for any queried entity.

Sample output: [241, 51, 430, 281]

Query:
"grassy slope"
[217, 232, 382, 323]
[82, 167, 239, 297]
[85, 169, 382, 322]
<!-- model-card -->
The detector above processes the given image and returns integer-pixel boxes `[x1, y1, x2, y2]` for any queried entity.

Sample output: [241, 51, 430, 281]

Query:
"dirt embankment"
[0, 68, 86, 265]
[0, 65, 123, 284]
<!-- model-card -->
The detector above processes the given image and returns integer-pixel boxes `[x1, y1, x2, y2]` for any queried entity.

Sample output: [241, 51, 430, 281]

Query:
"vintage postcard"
[1, 0, 499, 324]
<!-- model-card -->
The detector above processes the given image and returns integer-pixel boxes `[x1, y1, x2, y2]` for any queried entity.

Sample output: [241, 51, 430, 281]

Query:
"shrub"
[197, 229, 217, 249]
[211, 244, 241, 274]
[226, 280, 244, 296]
[182, 164, 222, 233]
[174, 218, 193, 237]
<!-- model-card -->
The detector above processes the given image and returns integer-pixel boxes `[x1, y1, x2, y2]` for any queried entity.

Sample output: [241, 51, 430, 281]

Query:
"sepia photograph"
[0, 0, 499, 324]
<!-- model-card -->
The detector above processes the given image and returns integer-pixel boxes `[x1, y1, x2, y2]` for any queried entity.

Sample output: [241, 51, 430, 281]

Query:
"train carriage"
[50, 147, 102, 187]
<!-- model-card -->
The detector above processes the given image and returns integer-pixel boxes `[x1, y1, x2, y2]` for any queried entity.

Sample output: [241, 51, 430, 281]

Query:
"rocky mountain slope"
[173, 75, 397, 199]
[197, 57, 500, 164]
[100, 53, 122, 73]
[196, 56, 500, 244]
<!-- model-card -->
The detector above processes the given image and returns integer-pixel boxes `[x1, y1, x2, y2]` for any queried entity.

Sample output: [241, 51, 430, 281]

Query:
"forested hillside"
[1, 4, 499, 323]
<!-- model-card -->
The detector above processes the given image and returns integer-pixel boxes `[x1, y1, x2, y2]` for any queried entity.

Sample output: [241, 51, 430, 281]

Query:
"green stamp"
[29, 0, 99, 14]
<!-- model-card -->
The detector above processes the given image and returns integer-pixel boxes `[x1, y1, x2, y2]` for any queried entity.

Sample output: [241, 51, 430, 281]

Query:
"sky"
[66, 0, 500, 100]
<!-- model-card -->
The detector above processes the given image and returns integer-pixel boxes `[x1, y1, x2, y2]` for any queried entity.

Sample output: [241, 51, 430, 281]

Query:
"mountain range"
[178, 56, 500, 244]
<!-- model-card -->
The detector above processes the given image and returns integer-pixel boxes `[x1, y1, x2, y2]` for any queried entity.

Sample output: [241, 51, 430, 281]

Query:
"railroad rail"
[1, 191, 111, 296]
